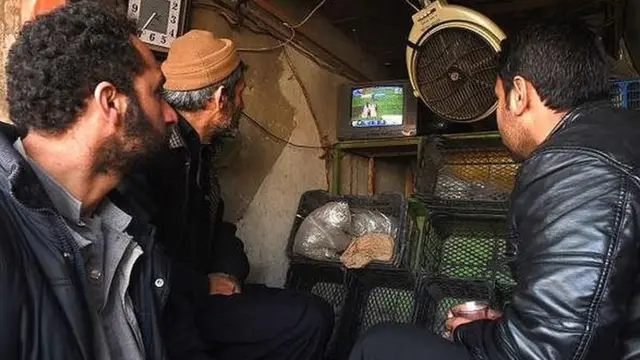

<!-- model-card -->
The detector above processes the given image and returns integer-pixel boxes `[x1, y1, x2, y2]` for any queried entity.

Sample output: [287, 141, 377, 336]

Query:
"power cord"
[240, 111, 329, 150]
[405, 0, 420, 12]
[237, 0, 328, 52]
[194, 0, 356, 80]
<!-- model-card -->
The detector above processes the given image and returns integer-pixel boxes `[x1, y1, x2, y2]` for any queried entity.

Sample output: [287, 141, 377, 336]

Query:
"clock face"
[128, 0, 185, 49]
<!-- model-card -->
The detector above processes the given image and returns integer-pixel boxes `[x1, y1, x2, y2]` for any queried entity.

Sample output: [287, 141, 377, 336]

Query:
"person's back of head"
[7, 0, 143, 135]
[497, 16, 609, 111]
[161, 29, 247, 141]
[494, 16, 610, 159]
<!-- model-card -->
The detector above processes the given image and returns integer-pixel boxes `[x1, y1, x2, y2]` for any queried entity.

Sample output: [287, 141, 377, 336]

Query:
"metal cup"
[451, 301, 489, 320]
[442, 300, 489, 340]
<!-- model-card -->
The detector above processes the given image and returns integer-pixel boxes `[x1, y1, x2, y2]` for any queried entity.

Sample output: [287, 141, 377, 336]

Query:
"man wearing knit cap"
[121, 30, 334, 360]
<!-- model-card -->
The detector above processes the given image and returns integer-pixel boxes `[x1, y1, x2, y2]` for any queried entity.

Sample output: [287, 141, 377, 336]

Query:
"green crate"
[417, 212, 515, 285]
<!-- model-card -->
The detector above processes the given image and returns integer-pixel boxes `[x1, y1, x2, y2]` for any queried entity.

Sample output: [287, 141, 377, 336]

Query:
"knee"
[301, 294, 335, 333]
[348, 323, 399, 359]
[362, 323, 405, 342]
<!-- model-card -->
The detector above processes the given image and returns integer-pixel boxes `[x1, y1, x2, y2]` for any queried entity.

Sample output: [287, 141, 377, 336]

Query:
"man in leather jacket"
[120, 30, 334, 360]
[0, 2, 179, 359]
[349, 17, 640, 360]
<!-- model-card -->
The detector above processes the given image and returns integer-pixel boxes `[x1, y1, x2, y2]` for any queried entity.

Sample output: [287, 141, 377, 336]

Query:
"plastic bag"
[293, 202, 352, 260]
[350, 208, 398, 239]
[436, 169, 509, 202]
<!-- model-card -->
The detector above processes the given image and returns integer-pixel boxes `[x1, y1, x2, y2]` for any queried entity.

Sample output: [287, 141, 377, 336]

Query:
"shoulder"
[517, 148, 628, 199]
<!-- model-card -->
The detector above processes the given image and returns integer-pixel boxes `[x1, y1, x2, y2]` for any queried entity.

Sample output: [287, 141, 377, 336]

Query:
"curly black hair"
[7, 1, 144, 134]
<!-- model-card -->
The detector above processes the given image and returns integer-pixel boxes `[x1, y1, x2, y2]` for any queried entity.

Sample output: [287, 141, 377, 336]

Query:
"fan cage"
[410, 21, 501, 123]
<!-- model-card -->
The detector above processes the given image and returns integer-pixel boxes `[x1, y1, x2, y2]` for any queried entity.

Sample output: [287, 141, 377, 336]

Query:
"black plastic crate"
[415, 277, 498, 337]
[287, 190, 415, 268]
[351, 270, 420, 337]
[285, 263, 356, 360]
[414, 135, 519, 213]
[416, 212, 515, 285]
[495, 281, 516, 310]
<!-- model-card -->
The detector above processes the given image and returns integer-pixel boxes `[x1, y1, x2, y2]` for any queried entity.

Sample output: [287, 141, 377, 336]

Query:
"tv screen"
[351, 86, 405, 128]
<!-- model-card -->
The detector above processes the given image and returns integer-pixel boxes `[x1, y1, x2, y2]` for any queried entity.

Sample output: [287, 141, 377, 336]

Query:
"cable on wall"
[240, 111, 328, 150]
[191, 1, 348, 78]
[236, 0, 328, 52]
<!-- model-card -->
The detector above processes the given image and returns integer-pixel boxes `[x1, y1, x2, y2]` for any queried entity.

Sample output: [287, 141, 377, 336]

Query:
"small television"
[337, 80, 419, 140]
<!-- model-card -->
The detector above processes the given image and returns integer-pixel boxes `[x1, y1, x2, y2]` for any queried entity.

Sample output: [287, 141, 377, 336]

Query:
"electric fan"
[406, 0, 505, 122]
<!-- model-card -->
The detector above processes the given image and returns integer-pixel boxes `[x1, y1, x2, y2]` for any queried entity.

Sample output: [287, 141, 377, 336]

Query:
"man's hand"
[208, 273, 241, 296]
[444, 308, 502, 338]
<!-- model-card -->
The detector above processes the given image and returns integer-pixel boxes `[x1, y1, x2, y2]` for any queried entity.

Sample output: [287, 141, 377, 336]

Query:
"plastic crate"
[351, 270, 420, 337]
[414, 135, 519, 213]
[286, 190, 415, 268]
[285, 263, 356, 360]
[416, 212, 515, 285]
[610, 79, 640, 110]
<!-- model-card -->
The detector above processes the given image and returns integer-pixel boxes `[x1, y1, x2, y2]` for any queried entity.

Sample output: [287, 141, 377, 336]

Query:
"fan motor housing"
[406, 0, 506, 123]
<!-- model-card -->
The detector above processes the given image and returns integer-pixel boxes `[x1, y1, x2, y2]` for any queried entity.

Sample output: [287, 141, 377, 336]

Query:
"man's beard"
[93, 95, 168, 175]
[216, 106, 242, 137]
[209, 105, 242, 140]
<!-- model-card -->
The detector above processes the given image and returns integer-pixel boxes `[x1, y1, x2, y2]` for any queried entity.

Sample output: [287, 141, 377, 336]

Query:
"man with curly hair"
[0, 1, 178, 359]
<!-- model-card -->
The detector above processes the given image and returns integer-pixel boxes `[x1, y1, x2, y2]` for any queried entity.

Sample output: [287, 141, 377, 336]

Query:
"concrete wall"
[0, 0, 21, 123]
[189, 8, 351, 286]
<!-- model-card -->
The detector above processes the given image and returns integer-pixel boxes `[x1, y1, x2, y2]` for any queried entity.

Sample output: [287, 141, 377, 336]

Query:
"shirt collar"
[168, 124, 187, 150]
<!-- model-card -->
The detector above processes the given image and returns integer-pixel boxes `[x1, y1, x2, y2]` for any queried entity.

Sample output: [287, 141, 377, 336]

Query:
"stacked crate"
[284, 191, 423, 360]
[284, 133, 520, 359]
[412, 134, 519, 330]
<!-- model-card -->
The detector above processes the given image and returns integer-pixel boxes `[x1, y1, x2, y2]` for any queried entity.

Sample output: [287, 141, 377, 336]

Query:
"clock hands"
[141, 12, 158, 32]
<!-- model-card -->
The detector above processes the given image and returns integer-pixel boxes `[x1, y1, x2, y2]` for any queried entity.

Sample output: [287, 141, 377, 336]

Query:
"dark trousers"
[196, 285, 334, 360]
[348, 323, 471, 360]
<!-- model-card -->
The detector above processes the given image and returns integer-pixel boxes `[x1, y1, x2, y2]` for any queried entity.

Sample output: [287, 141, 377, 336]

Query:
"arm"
[0, 217, 22, 359]
[208, 200, 250, 282]
[454, 150, 640, 359]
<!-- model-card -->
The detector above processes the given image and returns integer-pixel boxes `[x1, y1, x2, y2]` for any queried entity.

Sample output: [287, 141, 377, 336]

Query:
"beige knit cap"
[162, 30, 241, 91]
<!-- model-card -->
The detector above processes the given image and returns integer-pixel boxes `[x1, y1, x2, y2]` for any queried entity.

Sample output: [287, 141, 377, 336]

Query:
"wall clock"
[127, 0, 190, 52]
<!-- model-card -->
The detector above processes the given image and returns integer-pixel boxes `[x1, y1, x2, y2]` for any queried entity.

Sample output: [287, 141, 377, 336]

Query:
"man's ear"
[94, 81, 127, 127]
[212, 85, 227, 111]
[508, 75, 528, 116]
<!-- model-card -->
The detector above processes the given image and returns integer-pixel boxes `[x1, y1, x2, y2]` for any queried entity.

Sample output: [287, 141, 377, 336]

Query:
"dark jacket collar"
[170, 115, 226, 162]
[0, 123, 55, 210]
[0, 122, 23, 180]
[170, 116, 201, 152]
[548, 100, 610, 139]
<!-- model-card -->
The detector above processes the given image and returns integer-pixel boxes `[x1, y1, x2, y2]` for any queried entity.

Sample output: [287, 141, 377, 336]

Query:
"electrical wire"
[236, 0, 328, 52]
[404, 0, 420, 12]
[236, 26, 295, 52]
[240, 111, 328, 150]
[193, 1, 360, 81]
[286, 0, 328, 28]
[190, 0, 336, 150]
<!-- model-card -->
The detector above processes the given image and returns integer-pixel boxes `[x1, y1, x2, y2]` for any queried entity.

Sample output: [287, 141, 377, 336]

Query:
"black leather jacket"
[455, 102, 640, 359]
[0, 123, 171, 360]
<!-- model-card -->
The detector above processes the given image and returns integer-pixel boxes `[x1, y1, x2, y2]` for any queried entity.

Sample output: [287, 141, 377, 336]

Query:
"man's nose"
[164, 102, 178, 125]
